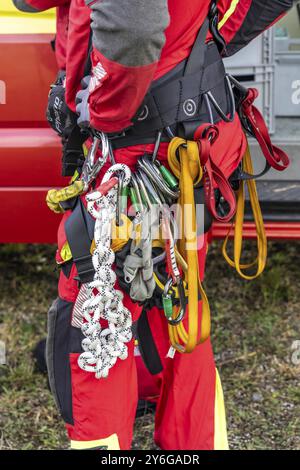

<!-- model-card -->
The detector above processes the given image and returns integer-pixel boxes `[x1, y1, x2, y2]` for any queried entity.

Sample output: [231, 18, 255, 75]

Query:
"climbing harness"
[47, 10, 290, 376]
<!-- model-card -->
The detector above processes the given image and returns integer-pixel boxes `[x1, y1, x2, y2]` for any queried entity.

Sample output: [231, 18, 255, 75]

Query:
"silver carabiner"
[81, 132, 110, 191]
[135, 170, 153, 210]
[81, 136, 100, 190]
[137, 157, 179, 200]
[205, 74, 236, 123]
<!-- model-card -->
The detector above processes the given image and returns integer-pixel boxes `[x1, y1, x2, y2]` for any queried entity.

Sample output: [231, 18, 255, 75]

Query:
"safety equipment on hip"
[47, 12, 291, 375]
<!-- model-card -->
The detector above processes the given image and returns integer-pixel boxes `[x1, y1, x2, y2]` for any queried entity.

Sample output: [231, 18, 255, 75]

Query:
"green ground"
[0, 241, 299, 450]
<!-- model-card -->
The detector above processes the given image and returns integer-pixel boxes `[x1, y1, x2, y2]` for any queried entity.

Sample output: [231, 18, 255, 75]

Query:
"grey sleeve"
[85, 0, 170, 67]
[12, 0, 40, 12]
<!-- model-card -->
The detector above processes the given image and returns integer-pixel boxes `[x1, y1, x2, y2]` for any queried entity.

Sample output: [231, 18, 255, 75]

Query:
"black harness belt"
[111, 20, 233, 149]
[65, 198, 95, 284]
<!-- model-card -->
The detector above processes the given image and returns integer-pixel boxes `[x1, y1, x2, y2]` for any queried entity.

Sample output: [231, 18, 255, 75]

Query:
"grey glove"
[75, 76, 91, 130]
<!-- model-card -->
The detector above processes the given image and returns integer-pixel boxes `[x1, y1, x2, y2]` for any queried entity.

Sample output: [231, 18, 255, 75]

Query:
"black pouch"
[46, 298, 83, 425]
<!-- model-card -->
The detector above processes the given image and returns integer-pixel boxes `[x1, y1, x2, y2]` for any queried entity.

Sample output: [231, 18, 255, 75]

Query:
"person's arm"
[13, 0, 69, 12]
[219, 0, 296, 56]
[85, 0, 170, 133]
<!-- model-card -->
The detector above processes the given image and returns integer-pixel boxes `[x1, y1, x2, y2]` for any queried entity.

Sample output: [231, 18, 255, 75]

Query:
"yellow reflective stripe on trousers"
[71, 433, 120, 450]
[218, 0, 240, 30]
[214, 369, 229, 450]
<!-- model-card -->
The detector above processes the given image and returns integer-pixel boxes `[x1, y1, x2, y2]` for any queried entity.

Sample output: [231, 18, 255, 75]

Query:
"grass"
[0, 241, 299, 450]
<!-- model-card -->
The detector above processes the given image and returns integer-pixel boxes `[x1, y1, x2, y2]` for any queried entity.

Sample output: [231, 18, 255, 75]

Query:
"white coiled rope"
[77, 164, 132, 379]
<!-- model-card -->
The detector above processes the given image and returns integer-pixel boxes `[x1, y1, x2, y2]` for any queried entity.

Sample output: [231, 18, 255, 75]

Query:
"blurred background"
[0, 1, 299, 450]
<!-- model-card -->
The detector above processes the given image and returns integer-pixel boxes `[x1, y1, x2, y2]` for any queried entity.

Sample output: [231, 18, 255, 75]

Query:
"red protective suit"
[17, 0, 294, 451]
[56, 0, 293, 451]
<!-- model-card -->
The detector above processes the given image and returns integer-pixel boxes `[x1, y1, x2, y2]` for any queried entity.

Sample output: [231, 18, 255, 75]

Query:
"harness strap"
[136, 309, 163, 375]
[222, 144, 268, 280]
[241, 88, 290, 172]
[167, 138, 211, 353]
[184, 18, 209, 75]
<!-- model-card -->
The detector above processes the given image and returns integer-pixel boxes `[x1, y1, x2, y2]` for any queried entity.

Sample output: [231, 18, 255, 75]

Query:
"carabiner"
[205, 75, 236, 123]
[130, 173, 145, 215]
[135, 170, 153, 210]
[203, 93, 214, 125]
[137, 156, 179, 200]
[81, 136, 100, 190]
[108, 140, 116, 165]
[136, 169, 162, 206]
[152, 129, 163, 162]
[162, 277, 186, 326]
[81, 132, 110, 191]
[116, 173, 129, 226]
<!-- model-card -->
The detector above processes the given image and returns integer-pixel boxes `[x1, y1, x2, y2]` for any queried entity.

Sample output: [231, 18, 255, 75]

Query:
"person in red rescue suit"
[15, 0, 295, 451]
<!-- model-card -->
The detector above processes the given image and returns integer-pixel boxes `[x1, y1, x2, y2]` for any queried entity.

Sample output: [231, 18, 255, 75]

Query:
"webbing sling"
[194, 124, 237, 223]
[167, 138, 211, 353]
[222, 144, 267, 280]
[241, 88, 290, 172]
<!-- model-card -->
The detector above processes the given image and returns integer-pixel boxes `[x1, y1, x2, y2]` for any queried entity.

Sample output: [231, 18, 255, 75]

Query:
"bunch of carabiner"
[80, 130, 188, 326]
[129, 154, 189, 326]
[81, 131, 116, 192]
